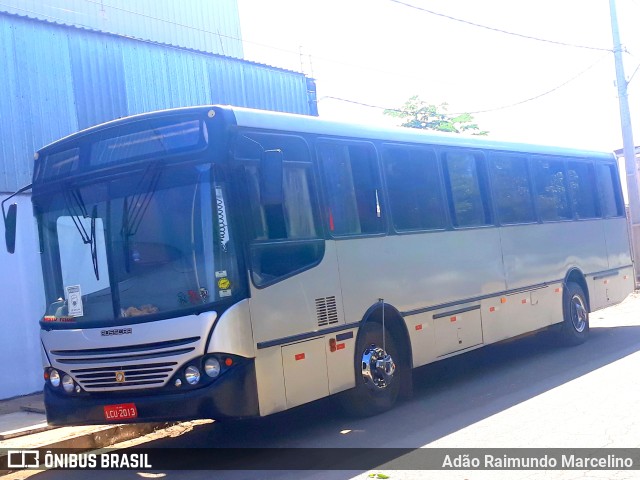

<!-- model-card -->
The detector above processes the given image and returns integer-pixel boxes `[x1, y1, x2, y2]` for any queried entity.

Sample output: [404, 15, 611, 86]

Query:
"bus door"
[235, 132, 347, 414]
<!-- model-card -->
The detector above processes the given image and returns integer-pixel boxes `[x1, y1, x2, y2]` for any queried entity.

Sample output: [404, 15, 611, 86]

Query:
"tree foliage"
[384, 95, 488, 136]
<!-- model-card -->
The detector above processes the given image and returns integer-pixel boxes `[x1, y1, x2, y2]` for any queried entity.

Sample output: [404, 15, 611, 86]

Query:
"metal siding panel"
[0, 0, 244, 57]
[69, 34, 128, 129]
[0, 16, 79, 191]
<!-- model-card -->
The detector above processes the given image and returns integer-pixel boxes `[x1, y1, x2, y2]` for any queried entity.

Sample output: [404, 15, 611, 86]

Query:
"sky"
[236, 0, 640, 152]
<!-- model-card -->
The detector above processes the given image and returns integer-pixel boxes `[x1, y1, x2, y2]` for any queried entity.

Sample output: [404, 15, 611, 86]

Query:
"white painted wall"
[0, 193, 45, 399]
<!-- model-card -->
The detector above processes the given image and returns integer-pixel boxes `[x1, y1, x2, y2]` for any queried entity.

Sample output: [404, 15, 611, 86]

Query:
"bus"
[2, 105, 634, 425]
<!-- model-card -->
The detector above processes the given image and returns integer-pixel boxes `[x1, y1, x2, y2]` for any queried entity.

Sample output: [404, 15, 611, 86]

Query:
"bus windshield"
[36, 162, 239, 327]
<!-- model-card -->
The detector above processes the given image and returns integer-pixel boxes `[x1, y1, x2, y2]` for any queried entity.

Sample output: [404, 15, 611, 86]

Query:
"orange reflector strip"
[489, 307, 496, 313]
[450, 316, 457, 322]
[500, 298, 507, 304]
[295, 353, 305, 361]
[336, 343, 345, 350]
[415, 324, 423, 331]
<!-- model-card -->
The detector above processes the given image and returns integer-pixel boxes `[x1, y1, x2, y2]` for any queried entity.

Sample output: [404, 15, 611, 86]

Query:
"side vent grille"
[316, 296, 339, 327]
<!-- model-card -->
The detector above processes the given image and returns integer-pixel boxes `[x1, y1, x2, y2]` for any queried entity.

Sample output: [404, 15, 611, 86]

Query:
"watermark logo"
[7, 450, 40, 469]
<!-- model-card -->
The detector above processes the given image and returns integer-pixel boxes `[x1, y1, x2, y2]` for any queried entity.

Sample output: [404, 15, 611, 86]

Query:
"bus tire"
[340, 322, 400, 417]
[559, 282, 589, 346]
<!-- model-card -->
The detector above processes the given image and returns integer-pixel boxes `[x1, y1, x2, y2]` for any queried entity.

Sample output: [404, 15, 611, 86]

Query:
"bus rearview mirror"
[4, 203, 17, 254]
[260, 149, 284, 206]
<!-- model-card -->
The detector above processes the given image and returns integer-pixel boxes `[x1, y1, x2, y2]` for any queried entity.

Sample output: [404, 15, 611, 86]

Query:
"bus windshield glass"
[36, 161, 239, 326]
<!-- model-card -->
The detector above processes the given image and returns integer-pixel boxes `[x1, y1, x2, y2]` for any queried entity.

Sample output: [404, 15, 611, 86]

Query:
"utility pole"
[610, 0, 640, 281]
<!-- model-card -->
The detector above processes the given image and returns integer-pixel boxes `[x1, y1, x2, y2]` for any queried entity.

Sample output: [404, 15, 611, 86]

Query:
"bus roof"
[37, 105, 616, 162]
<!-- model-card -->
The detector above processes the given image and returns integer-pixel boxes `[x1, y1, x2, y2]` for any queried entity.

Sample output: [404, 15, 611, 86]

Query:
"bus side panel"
[604, 218, 633, 269]
[254, 346, 287, 416]
[334, 230, 505, 360]
[499, 221, 608, 291]
[481, 284, 563, 344]
[602, 217, 634, 306]
[250, 241, 343, 416]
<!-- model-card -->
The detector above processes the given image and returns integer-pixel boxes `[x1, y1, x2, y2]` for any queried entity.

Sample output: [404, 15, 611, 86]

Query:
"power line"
[320, 53, 609, 115]
[388, 0, 613, 52]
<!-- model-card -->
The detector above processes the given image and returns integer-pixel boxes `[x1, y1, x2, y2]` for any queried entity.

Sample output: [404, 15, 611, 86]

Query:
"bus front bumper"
[44, 360, 259, 426]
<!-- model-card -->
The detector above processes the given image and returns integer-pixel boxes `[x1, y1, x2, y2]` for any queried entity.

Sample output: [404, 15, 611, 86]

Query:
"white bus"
[3, 106, 634, 424]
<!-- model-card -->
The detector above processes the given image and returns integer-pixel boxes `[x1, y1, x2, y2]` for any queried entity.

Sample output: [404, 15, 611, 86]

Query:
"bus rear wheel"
[340, 322, 400, 417]
[558, 282, 589, 346]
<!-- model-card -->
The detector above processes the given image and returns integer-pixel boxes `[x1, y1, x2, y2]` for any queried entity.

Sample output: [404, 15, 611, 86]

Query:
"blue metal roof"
[0, 12, 314, 192]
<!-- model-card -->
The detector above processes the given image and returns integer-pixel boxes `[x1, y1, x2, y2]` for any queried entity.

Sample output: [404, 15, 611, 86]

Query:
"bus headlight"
[204, 357, 221, 378]
[49, 369, 61, 388]
[62, 375, 75, 393]
[185, 366, 201, 385]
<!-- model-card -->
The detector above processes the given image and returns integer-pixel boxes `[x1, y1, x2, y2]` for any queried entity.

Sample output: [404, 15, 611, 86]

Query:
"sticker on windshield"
[219, 289, 232, 298]
[66, 285, 84, 317]
[215, 270, 227, 278]
[217, 277, 231, 290]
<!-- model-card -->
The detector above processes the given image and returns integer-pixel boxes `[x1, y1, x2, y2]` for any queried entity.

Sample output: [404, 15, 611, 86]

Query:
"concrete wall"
[0, 194, 45, 398]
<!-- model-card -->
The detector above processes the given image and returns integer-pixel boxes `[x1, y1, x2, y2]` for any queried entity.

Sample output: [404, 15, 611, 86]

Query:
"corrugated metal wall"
[0, 12, 314, 192]
[0, 0, 243, 57]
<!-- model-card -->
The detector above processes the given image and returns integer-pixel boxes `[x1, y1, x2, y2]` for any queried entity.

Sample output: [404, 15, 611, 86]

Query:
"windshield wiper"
[64, 190, 100, 281]
[121, 164, 162, 272]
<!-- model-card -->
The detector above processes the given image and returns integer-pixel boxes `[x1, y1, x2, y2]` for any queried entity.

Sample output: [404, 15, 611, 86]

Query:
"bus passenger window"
[489, 154, 535, 224]
[567, 161, 598, 219]
[443, 151, 490, 227]
[383, 146, 445, 231]
[532, 158, 571, 221]
[596, 164, 624, 217]
[319, 142, 384, 236]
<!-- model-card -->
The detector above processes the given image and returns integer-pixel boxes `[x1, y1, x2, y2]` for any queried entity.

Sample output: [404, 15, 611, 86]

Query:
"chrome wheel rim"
[570, 294, 588, 333]
[361, 344, 396, 390]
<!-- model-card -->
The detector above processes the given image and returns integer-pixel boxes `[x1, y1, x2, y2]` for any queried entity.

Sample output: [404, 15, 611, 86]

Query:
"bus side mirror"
[4, 203, 17, 254]
[260, 149, 284, 206]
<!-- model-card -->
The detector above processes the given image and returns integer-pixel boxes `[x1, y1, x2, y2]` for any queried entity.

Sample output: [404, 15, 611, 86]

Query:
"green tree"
[384, 95, 488, 136]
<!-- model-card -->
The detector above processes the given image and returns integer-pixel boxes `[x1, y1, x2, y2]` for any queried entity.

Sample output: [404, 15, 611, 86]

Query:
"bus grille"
[70, 362, 178, 389]
[49, 336, 201, 391]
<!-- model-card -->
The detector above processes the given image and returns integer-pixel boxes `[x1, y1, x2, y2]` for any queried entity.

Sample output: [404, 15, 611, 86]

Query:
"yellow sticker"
[217, 277, 231, 290]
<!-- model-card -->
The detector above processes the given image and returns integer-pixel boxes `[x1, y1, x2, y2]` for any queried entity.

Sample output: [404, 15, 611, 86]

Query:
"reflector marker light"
[415, 324, 423, 331]
[489, 307, 496, 313]
[225, 357, 233, 367]
[555, 287, 562, 293]
[295, 353, 305, 361]
[500, 298, 507, 304]
[522, 299, 528, 304]
[337, 343, 345, 350]
[603, 280, 609, 284]
[450, 316, 457, 322]
[329, 338, 337, 352]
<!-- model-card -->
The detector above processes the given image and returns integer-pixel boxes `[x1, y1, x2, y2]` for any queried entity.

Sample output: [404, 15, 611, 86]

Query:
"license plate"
[103, 403, 138, 421]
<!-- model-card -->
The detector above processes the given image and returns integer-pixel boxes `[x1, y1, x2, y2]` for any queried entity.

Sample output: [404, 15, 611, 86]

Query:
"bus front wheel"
[340, 322, 400, 416]
[559, 282, 589, 346]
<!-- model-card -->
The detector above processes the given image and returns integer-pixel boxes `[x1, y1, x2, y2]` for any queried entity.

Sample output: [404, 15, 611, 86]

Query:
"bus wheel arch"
[339, 302, 413, 416]
[564, 268, 590, 311]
